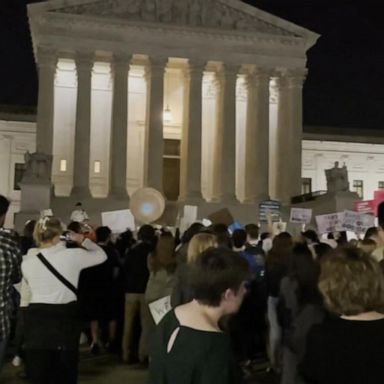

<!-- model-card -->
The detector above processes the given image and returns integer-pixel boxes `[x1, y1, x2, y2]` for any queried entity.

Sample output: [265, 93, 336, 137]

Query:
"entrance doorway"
[163, 139, 180, 201]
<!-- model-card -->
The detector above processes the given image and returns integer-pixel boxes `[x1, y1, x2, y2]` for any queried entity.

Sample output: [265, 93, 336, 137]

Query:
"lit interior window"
[60, 159, 67, 172]
[94, 161, 101, 174]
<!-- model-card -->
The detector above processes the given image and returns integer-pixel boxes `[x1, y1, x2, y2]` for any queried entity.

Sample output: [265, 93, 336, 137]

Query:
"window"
[379, 181, 384, 190]
[301, 178, 312, 194]
[353, 180, 364, 198]
[14, 163, 25, 191]
[94, 161, 101, 174]
[60, 159, 67, 172]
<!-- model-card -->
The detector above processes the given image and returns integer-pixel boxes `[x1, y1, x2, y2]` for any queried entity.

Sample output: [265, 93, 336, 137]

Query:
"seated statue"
[21, 151, 53, 184]
[325, 161, 350, 193]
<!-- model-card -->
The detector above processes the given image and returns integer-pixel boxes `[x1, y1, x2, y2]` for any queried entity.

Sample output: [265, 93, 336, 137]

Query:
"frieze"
[51, 0, 300, 37]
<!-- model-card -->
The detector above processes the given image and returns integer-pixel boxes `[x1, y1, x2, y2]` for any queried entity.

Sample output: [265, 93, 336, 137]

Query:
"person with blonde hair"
[22, 216, 106, 384]
[171, 232, 217, 307]
[300, 247, 384, 384]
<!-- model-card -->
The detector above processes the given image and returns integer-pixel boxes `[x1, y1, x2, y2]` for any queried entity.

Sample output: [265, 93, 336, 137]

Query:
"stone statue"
[21, 151, 53, 184]
[325, 161, 350, 193]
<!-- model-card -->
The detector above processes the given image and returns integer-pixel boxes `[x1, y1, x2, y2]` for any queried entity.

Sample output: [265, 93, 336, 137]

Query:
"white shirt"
[70, 209, 89, 223]
[22, 239, 106, 304]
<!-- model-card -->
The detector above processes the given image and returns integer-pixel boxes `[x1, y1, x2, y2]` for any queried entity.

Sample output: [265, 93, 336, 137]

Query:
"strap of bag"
[36, 253, 78, 296]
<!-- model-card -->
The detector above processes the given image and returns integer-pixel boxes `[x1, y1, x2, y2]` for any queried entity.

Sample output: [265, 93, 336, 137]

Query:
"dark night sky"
[1, 0, 384, 130]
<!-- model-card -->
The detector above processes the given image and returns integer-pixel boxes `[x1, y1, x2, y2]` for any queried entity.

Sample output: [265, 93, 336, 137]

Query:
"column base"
[70, 186, 92, 199]
[109, 188, 129, 200]
[210, 194, 239, 205]
[178, 191, 204, 204]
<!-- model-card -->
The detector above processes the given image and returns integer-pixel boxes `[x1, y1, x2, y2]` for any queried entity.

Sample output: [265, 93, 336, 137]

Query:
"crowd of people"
[0, 194, 384, 384]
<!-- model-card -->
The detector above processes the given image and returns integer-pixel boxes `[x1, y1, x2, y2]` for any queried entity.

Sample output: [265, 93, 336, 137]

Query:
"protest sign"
[354, 200, 375, 215]
[183, 205, 198, 224]
[344, 210, 375, 234]
[228, 221, 243, 234]
[315, 212, 345, 234]
[148, 296, 172, 325]
[289, 208, 312, 224]
[259, 200, 281, 223]
[40, 209, 53, 218]
[208, 208, 234, 226]
[101, 209, 135, 233]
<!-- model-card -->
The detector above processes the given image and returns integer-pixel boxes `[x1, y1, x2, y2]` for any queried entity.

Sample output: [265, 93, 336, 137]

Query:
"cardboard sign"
[101, 209, 135, 233]
[289, 208, 313, 224]
[344, 210, 375, 234]
[40, 209, 53, 218]
[315, 212, 345, 234]
[208, 208, 234, 226]
[259, 200, 281, 223]
[148, 296, 172, 325]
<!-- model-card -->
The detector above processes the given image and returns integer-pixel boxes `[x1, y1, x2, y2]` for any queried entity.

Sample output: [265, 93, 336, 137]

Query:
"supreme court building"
[26, 0, 319, 222]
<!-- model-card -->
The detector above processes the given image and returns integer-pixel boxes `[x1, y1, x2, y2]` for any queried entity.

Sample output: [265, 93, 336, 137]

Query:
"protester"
[121, 225, 157, 364]
[265, 232, 293, 372]
[278, 244, 324, 384]
[22, 216, 106, 384]
[300, 247, 384, 384]
[79, 226, 121, 355]
[70, 202, 89, 223]
[115, 229, 136, 259]
[171, 232, 217, 307]
[0, 195, 22, 372]
[174, 223, 204, 265]
[19, 220, 36, 255]
[357, 238, 377, 256]
[148, 247, 249, 384]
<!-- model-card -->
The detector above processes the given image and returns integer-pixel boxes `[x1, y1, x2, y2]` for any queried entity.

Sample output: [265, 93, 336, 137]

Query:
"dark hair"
[75, 202, 82, 207]
[67, 221, 82, 234]
[302, 229, 319, 244]
[245, 224, 259, 240]
[289, 243, 322, 305]
[23, 220, 37, 238]
[365, 227, 379, 241]
[232, 229, 247, 248]
[0, 195, 10, 216]
[96, 226, 112, 243]
[138, 225, 156, 242]
[212, 224, 232, 249]
[181, 222, 204, 243]
[313, 242, 333, 261]
[190, 247, 250, 307]
[260, 232, 271, 241]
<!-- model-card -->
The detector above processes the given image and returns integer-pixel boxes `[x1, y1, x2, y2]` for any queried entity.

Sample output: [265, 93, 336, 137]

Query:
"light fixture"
[163, 105, 172, 124]
[94, 161, 101, 174]
[163, 69, 172, 124]
[60, 159, 67, 172]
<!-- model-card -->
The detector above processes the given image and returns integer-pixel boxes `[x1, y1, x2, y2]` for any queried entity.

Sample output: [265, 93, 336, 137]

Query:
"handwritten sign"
[290, 208, 313, 224]
[148, 296, 172, 325]
[315, 212, 345, 234]
[344, 210, 375, 234]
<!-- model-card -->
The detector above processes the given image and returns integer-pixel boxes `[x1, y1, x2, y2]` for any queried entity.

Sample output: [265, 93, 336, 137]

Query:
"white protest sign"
[290, 208, 313, 224]
[202, 219, 212, 227]
[101, 209, 135, 233]
[344, 210, 375, 234]
[148, 296, 172, 325]
[183, 205, 198, 224]
[316, 212, 345, 234]
[40, 209, 53, 218]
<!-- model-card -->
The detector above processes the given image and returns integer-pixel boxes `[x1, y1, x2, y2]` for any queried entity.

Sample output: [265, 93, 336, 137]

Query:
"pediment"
[37, 0, 312, 39]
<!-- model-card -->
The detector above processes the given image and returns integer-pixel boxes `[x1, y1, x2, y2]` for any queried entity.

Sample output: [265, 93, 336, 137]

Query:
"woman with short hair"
[149, 248, 249, 384]
[300, 247, 384, 384]
[22, 217, 106, 384]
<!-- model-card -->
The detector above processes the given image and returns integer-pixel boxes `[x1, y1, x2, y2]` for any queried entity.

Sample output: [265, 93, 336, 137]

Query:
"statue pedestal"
[291, 191, 360, 228]
[14, 182, 53, 232]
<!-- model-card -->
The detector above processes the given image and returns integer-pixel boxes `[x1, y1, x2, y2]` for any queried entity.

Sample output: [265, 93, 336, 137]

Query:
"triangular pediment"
[30, 0, 317, 40]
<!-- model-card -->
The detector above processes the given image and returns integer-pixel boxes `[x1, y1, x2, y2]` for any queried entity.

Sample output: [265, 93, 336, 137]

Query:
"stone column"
[36, 47, 57, 155]
[243, 69, 270, 203]
[71, 53, 94, 198]
[145, 57, 167, 192]
[179, 60, 205, 202]
[109, 54, 131, 199]
[274, 69, 307, 205]
[213, 64, 240, 204]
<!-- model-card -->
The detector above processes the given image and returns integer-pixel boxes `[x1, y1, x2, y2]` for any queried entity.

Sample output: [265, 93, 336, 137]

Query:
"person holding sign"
[148, 248, 249, 384]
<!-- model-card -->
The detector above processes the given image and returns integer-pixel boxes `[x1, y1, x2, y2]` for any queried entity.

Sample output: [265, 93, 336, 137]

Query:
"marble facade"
[23, 0, 319, 222]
